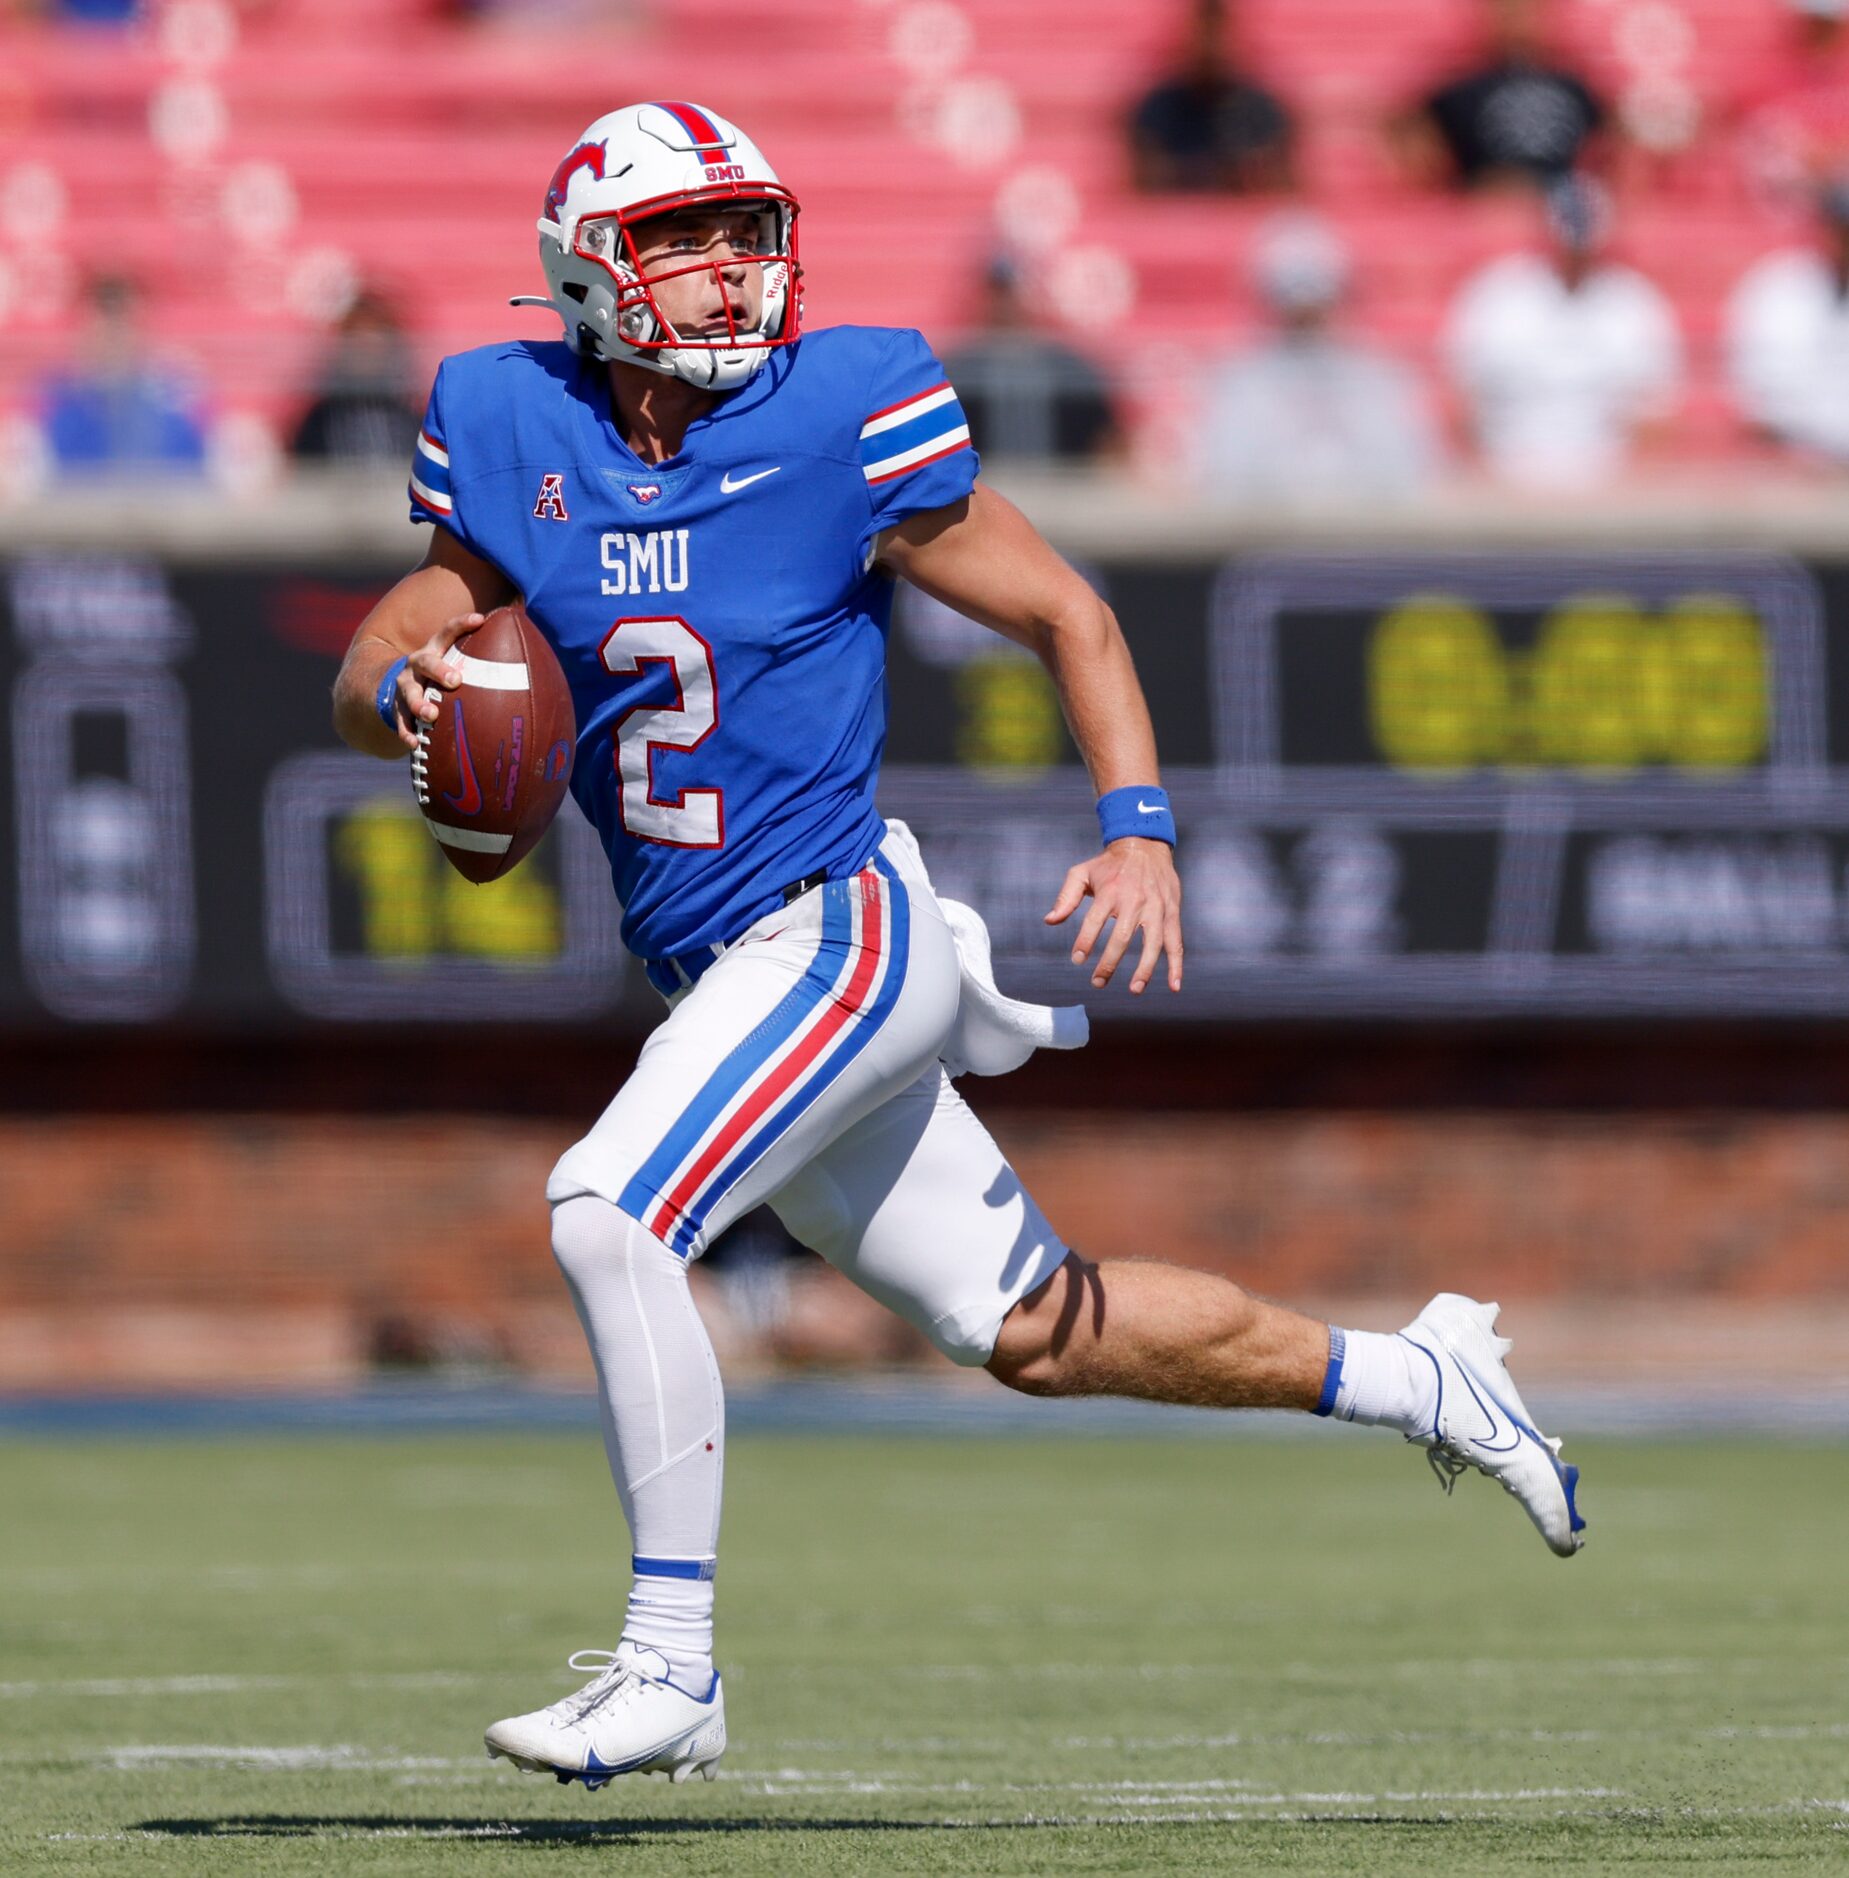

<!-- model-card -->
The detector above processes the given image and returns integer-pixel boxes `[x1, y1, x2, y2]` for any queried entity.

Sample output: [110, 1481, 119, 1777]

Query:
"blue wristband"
[1097, 784, 1176, 847]
[376, 655, 409, 733]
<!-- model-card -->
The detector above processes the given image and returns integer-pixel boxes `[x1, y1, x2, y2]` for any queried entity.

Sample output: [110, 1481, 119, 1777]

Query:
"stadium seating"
[0, 0, 1825, 466]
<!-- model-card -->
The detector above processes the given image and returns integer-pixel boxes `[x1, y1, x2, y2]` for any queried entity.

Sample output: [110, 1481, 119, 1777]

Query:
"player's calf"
[986, 1254, 1326, 1408]
[986, 1260, 1585, 1557]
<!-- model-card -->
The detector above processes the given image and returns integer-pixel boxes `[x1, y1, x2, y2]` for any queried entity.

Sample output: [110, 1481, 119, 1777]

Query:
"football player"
[332, 101, 1584, 1793]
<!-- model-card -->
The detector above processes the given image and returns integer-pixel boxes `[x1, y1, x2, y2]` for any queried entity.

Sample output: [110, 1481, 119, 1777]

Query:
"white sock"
[1317, 1327, 1437, 1435]
[550, 1195, 723, 1683]
[623, 1571, 716, 1689]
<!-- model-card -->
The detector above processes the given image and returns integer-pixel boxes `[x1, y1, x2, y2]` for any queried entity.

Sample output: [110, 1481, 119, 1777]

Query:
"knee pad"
[550, 1191, 677, 1291]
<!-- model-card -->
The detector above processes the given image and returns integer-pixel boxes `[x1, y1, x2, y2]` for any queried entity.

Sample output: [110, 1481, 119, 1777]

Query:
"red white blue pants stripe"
[547, 825, 1069, 1365]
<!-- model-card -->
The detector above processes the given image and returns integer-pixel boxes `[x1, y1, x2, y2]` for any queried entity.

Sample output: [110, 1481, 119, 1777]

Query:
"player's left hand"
[1045, 838, 1183, 995]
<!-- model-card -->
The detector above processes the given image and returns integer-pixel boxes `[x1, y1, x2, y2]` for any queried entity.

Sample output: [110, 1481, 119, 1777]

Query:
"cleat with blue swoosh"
[1399, 1293, 1587, 1558]
[485, 1642, 726, 1789]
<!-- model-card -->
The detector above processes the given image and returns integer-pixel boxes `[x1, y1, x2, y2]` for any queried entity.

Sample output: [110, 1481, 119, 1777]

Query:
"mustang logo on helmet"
[543, 142, 608, 224]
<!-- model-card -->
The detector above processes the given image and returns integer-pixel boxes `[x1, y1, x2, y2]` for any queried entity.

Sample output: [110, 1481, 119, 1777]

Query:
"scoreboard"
[4, 543, 1849, 1029]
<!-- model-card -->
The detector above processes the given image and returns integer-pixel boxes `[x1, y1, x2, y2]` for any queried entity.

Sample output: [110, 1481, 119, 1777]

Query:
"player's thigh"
[548, 864, 959, 1259]
[768, 1064, 1069, 1367]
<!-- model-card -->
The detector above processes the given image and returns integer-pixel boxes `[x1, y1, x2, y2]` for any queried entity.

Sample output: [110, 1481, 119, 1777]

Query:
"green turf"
[2, 1430, 1845, 1874]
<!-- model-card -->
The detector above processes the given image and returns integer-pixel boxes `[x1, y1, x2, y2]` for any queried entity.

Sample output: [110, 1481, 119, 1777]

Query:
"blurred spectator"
[439, 0, 640, 22]
[2, 0, 143, 19]
[289, 290, 423, 468]
[1201, 213, 1443, 503]
[36, 274, 208, 481]
[1127, 0, 1294, 195]
[1736, 0, 1849, 207]
[1391, 0, 1606, 193]
[1726, 175, 1849, 465]
[1442, 179, 1682, 488]
[942, 255, 1120, 465]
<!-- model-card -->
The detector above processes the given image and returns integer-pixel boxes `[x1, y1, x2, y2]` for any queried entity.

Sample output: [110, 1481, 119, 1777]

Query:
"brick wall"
[3, 1109, 1845, 1390]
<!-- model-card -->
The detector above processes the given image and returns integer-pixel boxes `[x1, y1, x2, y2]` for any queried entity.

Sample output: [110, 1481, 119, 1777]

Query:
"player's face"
[627, 207, 770, 343]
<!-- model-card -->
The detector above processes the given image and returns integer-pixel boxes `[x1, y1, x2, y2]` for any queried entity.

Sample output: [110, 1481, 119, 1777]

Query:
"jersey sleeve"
[856, 329, 979, 556]
[407, 361, 486, 560]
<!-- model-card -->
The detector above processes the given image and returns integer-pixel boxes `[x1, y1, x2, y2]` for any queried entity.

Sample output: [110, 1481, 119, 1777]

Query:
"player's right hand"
[390, 612, 486, 751]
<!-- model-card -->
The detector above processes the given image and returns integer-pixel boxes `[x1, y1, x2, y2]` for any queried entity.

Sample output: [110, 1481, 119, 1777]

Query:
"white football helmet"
[519, 101, 801, 391]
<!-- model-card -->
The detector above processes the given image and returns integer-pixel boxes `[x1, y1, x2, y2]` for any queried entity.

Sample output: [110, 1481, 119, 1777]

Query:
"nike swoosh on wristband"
[720, 466, 780, 493]
[1137, 800, 1163, 814]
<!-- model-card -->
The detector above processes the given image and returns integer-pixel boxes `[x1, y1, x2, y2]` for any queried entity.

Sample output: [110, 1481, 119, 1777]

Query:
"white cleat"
[484, 1643, 726, 1792]
[1398, 1293, 1587, 1558]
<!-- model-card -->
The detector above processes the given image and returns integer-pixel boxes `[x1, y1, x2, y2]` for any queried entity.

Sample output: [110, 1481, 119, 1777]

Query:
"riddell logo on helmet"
[704, 164, 746, 182]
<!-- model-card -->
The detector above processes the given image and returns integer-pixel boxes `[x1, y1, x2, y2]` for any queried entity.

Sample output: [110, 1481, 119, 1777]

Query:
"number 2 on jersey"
[601, 616, 724, 848]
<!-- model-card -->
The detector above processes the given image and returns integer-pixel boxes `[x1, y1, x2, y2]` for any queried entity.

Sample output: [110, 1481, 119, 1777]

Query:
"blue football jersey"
[407, 326, 978, 961]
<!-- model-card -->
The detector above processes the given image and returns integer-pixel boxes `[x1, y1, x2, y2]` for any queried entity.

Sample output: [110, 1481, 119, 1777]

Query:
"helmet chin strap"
[511, 279, 771, 387]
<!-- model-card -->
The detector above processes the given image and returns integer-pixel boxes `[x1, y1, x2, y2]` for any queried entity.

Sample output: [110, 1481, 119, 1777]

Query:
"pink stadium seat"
[0, 0, 1819, 465]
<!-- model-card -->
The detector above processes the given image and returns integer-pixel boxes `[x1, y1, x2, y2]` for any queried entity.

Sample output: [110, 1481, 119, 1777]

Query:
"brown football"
[410, 604, 576, 884]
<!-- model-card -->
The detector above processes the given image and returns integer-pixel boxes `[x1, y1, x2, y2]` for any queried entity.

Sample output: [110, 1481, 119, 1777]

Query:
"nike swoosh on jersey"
[443, 699, 484, 816]
[720, 466, 781, 493]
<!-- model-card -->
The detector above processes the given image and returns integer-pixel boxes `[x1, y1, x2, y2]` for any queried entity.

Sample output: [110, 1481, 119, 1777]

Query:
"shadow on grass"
[140, 1816, 979, 1844]
[135, 1814, 1465, 1846]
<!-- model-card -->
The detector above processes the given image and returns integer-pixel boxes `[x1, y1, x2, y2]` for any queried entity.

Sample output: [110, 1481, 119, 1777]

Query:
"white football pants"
[548, 822, 1070, 1365]
[546, 825, 1071, 1638]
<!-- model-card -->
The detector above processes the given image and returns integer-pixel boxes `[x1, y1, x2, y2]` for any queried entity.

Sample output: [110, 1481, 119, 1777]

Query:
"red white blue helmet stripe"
[647, 99, 734, 169]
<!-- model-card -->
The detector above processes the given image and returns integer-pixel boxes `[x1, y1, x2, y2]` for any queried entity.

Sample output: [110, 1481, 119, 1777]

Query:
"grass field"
[3, 1428, 1846, 1874]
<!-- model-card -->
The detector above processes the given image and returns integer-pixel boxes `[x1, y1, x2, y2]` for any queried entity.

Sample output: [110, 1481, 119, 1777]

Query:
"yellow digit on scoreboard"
[1367, 594, 1508, 773]
[442, 864, 561, 961]
[955, 655, 1065, 774]
[334, 800, 563, 963]
[1661, 595, 1767, 771]
[1531, 593, 1652, 771]
[1369, 590, 1769, 775]
[335, 804, 441, 959]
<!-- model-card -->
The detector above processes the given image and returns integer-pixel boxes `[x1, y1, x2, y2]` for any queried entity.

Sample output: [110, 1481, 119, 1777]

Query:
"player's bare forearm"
[878, 484, 1183, 995]
[1033, 584, 1162, 800]
[331, 532, 516, 758]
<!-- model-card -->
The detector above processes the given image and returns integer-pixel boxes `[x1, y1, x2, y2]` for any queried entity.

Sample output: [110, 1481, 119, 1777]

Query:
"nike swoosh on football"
[442, 699, 483, 816]
[720, 466, 781, 493]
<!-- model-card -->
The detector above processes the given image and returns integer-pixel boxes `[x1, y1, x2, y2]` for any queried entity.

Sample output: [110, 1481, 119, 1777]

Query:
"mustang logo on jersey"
[534, 474, 571, 521]
[601, 528, 691, 596]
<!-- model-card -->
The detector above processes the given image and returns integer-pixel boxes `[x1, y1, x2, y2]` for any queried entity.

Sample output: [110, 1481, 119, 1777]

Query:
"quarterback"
[332, 101, 1584, 1792]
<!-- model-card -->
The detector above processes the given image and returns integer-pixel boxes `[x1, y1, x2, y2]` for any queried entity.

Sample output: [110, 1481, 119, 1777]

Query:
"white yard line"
[0, 1670, 486, 1698]
[901, 1656, 1737, 1681]
[102, 1744, 481, 1772]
